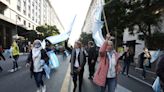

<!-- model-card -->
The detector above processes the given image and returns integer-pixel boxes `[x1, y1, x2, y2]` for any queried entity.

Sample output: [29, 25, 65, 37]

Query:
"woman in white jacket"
[27, 40, 49, 92]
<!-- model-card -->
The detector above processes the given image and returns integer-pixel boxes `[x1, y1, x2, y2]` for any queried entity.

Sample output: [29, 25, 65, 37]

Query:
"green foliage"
[147, 32, 164, 50]
[104, 0, 163, 40]
[79, 32, 93, 46]
[36, 24, 60, 39]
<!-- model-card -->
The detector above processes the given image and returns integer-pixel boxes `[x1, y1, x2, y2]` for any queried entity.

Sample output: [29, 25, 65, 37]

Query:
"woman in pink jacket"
[93, 34, 121, 92]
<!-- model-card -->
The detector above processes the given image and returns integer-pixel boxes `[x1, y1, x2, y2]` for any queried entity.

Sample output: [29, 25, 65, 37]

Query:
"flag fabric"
[45, 15, 76, 45]
[150, 49, 160, 63]
[47, 51, 60, 69]
[92, 0, 105, 47]
[152, 76, 161, 92]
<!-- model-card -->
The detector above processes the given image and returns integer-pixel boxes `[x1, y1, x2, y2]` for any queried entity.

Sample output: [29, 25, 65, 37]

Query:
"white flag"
[92, 0, 105, 47]
[45, 15, 76, 44]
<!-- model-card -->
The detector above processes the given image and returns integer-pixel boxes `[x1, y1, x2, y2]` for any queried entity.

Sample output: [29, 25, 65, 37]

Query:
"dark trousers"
[72, 67, 84, 92]
[142, 65, 146, 78]
[88, 61, 96, 77]
[0, 66, 3, 71]
[33, 72, 44, 88]
[122, 61, 130, 75]
[12, 55, 19, 69]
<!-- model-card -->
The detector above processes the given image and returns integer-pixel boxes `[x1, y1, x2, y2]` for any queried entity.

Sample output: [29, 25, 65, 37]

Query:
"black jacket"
[88, 46, 97, 63]
[27, 49, 49, 77]
[119, 52, 134, 63]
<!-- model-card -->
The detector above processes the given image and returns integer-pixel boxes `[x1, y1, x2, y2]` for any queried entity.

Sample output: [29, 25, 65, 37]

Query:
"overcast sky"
[50, 0, 92, 45]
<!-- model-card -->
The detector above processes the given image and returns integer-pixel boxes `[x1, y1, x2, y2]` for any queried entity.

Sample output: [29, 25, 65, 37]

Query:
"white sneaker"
[15, 68, 18, 71]
[42, 85, 46, 92]
[10, 69, 15, 72]
[36, 88, 41, 92]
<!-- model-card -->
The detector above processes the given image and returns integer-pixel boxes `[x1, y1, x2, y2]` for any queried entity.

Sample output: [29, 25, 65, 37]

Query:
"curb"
[128, 74, 152, 87]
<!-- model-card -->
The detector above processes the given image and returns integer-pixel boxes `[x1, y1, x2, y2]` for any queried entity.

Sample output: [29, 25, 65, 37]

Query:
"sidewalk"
[127, 63, 156, 87]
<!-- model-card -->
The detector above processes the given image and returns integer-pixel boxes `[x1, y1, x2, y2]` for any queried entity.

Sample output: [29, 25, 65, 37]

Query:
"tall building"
[82, 0, 97, 34]
[0, 0, 64, 48]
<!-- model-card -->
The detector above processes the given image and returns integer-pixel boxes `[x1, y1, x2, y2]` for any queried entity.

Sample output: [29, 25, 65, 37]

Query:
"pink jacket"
[93, 40, 121, 87]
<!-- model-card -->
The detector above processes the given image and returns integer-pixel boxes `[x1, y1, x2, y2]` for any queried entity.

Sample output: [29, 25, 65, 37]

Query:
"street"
[0, 54, 69, 92]
[0, 55, 154, 92]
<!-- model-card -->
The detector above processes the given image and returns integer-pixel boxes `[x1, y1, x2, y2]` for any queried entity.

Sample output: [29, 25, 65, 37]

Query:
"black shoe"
[88, 76, 93, 80]
[0, 68, 3, 72]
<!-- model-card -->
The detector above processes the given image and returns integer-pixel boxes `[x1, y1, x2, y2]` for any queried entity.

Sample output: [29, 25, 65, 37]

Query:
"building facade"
[0, 0, 64, 48]
[82, 0, 97, 34]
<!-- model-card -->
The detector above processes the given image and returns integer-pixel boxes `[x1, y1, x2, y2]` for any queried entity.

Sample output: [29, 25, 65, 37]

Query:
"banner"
[92, 0, 105, 47]
[46, 15, 76, 45]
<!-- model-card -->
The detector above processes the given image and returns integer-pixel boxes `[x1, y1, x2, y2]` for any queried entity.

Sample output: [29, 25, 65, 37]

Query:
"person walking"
[26, 40, 49, 92]
[120, 47, 134, 76]
[93, 34, 121, 92]
[0, 45, 6, 72]
[87, 41, 97, 80]
[140, 48, 151, 79]
[70, 41, 86, 92]
[10, 40, 20, 72]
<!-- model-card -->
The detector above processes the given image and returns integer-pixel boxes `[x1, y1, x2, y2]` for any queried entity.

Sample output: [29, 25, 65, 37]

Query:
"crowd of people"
[0, 33, 164, 92]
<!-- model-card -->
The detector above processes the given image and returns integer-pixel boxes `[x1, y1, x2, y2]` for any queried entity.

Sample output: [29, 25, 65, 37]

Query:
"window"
[17, 16, 21, 21]
[23, 10, 26, 15]
[28, 13, 30, 18]
[32, 16, 34, 21]
[24, 20, 26, 26]
[33, 25, 34, 30]
[32, 1, 34, 6]
[28, 23, 31, 28]
[28, 5, 30, 10]
[23, 1, 26, 15]
[17, 0, 21, 11]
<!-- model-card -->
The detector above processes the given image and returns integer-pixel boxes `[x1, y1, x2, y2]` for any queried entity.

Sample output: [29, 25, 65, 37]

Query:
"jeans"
[101, 78, 117, 92]
[12, 55, 19, 69]
[33, 72, 44, 88]
[142, 65, 146, 78]
[122, 61, 130, 75]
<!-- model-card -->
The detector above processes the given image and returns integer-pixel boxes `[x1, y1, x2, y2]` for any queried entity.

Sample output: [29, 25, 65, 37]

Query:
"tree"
[36, 24, 60, 40]
[79, 32, 93, 46]
[104, 0, 164, 46]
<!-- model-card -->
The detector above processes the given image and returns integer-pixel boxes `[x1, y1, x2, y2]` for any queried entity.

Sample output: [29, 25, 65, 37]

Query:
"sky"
[50, 0, 92, 46]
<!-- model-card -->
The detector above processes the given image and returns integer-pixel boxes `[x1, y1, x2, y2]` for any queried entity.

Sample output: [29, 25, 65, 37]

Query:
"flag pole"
[102, 6, 109, 34]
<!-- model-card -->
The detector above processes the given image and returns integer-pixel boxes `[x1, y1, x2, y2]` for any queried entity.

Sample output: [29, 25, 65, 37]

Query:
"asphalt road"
[0, 54, 70, 92]
[0, 54, 154, 92]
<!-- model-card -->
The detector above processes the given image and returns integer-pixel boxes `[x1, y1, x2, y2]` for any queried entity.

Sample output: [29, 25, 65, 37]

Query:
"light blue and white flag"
[150, 49, 160, 63]
[92, 0, 105, 47]
[45, 15, 76, 45]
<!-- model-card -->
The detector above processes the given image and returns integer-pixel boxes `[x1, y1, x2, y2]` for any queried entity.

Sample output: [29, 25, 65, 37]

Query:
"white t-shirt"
[107, 51, 117, 78]
[74, 49, 80, 67]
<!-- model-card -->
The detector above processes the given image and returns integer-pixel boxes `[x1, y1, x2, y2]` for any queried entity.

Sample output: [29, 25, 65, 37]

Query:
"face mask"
[34, 43, 41, 48]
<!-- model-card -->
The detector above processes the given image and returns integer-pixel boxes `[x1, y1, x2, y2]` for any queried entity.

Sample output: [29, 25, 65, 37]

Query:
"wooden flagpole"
[102, 6, 109, 34]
